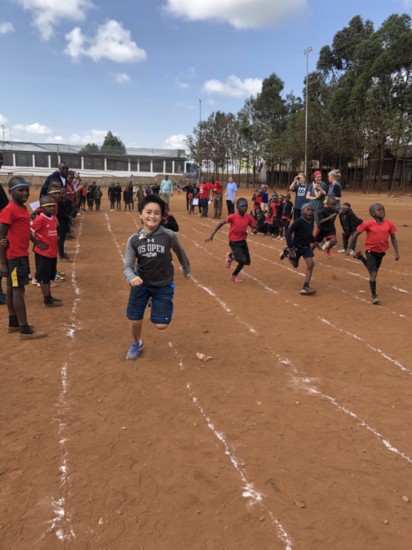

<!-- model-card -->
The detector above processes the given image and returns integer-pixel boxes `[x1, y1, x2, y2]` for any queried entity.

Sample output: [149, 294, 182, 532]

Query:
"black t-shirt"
[0, 184, 9, 211]
[317, 207, 337, 234]
[286, 216, 314, 249]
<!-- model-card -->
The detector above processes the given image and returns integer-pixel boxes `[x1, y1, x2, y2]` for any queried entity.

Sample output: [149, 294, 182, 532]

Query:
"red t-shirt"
[226, 212, 256, 241]
[31, 213, 58, 258]
[199, 182, 211, 199]
[357, 219, 396, 253]
[212, 181, 222, 195]
[0, 201, 31, 259]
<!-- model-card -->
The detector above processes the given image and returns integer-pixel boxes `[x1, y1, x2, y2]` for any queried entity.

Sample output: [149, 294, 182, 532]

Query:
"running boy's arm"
[0, 223, 9, 275]
[346, 230, 361, 255]
[170, 232, 190, 277]
[123, 235, 143, 287]
[390, 234, 400, 261]
[318, 211, 337, 225]
[205, 220, 227, 242]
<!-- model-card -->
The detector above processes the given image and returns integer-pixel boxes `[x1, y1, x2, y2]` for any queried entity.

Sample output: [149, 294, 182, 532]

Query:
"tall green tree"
[100, 131, 126, 155]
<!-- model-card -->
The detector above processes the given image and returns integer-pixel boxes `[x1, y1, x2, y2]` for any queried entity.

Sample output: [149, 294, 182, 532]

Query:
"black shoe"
[44, 298, 63, 308]
[300, 285, 316, 295]
[279, 247, 288, 260]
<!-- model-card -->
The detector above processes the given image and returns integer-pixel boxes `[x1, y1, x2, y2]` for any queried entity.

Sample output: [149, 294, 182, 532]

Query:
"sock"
[369, 280, 377, 296]
[9, 315, 19, 327]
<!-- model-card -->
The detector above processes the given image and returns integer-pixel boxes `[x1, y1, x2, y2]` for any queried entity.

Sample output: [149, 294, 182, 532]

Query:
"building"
[0, 141, 193, 179]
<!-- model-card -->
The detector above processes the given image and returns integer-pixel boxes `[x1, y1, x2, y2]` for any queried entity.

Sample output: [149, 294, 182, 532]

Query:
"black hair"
[138, 194, 166, 216]
[8, 176, 29, 189]
[236, 197, 248, 207]
[40, 195, 56, 206]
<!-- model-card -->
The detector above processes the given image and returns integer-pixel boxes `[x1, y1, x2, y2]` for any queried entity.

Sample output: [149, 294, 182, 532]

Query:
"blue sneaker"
[126, 339, 144, 360]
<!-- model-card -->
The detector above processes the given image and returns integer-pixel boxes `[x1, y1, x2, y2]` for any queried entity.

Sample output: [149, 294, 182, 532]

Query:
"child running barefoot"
[347, 203, 399, 305]
[315, 196, 338, 257]
[280, 202, 317, 295]
[123, 194, 190, 360]
[205, 198, 256, 283]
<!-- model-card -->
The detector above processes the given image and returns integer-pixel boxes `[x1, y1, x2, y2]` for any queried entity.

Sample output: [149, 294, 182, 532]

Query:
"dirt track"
[1, 191, 411, 550]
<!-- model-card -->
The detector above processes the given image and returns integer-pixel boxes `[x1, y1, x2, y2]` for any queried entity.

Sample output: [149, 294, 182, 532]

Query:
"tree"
[100, 131, 126, 155]
[79, 143, 100, 154]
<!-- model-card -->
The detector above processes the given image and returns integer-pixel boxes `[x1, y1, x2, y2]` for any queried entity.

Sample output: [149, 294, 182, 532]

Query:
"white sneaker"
[338, 249, 346, 253]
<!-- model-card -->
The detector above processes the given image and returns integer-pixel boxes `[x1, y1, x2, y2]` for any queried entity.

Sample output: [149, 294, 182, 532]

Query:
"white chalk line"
[166, 338, 293, 548]
[105, 214, 125, 262]
[183, 230, 410, 369]
[47, 217, 85, 541]
[187, 383, 293, 550]
[318, 317, 412, 376]
[187, 273, 412, 466]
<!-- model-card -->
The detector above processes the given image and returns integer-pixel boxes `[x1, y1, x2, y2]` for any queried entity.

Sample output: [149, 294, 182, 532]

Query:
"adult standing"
[306, 170, 328, 226]
[211, 179, 223, 219]
[39, 162, 70, 197]
[289, 173, 308, 220]
[160, 175, 173, 204]
[199, 179, 211, 217]
[0, 152, 8, 305]
[225, 176, 238, 215]
[327, 170, 342, 212]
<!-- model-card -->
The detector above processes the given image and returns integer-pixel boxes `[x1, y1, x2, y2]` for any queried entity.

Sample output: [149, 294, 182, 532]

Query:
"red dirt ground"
[1, 190, 411, 550]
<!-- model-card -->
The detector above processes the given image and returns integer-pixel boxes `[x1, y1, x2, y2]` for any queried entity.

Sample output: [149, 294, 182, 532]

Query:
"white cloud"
[0, 22, 15, 35]
[164, 134, 187, 150]
[46, 135, 65, 143]
[13, 122, 53, 135]
[202, 74, 262, 98]
[115, 72, 131, 84]
[67, 129, 108, 144]
[16, 0, 93, 40]
[0, 114, 8, 125]
[65, 20, 147, 63]
[175, 67, 196, 89]
[164, 0, 308, 29]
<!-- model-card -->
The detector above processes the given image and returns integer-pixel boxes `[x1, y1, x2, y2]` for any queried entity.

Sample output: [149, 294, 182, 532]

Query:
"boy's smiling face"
[140, 202, 162, 232]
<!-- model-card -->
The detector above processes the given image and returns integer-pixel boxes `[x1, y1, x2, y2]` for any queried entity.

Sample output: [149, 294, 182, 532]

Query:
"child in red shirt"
[205, 198, 256, 283]
[347, 203, 399, 304]
[31, 195, 62, 308]
[0, 177, 47, 338]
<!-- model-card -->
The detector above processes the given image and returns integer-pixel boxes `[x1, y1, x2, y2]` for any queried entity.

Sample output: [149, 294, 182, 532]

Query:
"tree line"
[186, 14, 412, 192]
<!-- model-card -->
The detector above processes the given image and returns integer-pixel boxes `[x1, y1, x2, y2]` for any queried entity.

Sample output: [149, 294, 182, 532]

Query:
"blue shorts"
[126, 282, 175, 324]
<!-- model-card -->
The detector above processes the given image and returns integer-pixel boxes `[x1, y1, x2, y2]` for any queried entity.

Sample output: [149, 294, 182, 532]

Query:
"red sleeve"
[0, 204, 13, 224]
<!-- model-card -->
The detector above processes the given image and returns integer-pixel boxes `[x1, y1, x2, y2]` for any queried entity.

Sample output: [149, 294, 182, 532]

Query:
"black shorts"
[366, 250, 385, 273]
[229, 240, 251, 265]
[314, 228, 336, 243]
[35, 253, 57, 284]
[6, 256, 30, 288]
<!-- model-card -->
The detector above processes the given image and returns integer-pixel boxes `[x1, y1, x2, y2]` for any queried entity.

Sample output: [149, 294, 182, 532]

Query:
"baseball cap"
[313, 170, 322, 177]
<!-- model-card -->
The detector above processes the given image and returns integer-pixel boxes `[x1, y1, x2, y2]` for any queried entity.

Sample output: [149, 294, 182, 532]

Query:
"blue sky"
[1, 0, 411, 150]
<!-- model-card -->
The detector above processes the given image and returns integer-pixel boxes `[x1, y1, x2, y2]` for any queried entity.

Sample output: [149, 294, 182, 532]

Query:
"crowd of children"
[244, 173, 400, 302]
[0, 157, 402, 352]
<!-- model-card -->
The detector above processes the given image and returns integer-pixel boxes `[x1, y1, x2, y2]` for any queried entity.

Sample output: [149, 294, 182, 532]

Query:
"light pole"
[304, 47, 312, 178]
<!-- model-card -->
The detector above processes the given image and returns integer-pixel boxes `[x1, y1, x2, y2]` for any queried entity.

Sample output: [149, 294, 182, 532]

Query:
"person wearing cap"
[205, 197, 256, 283]
[306, 170, 328, 226]
[338, 202, 362, 254]
[0, 176, 47, 339]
